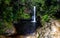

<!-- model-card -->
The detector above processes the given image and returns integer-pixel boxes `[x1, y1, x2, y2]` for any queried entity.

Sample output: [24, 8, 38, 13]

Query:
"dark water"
[13, 19, 41, 35]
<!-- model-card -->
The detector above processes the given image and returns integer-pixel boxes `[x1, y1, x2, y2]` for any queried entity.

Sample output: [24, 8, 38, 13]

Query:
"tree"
[0, 0, 59, 35]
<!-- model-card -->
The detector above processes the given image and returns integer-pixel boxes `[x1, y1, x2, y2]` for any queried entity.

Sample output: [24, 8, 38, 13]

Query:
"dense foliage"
[0, 0, 59, 34]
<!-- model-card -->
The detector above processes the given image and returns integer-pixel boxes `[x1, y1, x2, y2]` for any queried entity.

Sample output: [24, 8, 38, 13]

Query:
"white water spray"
[31, 6, 36, 22]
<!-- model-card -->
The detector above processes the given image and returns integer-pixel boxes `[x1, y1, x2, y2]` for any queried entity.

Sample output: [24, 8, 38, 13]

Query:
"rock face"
[50, 20, 60, 38]
[37, 19, 60, 38]
[4, 22, 16, 36]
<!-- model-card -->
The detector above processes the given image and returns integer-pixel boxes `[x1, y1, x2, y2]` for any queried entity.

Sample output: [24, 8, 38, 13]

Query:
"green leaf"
[4, 0, 11, 5]
[42, 15, 50, 22]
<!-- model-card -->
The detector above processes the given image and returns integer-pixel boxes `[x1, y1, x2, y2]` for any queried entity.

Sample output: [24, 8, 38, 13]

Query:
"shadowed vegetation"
[0, 0, 59, 36]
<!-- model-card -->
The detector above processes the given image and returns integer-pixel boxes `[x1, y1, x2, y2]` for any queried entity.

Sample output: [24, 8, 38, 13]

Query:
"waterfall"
[31, 6, 36, 22]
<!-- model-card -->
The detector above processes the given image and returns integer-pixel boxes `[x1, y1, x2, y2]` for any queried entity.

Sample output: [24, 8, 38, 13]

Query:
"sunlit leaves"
[19, 0, 26, 5]
[29, 0, 45, 6]
[21, 13, 30, 19]
[21, 0, 25, 3]
[42, 15, 50, 22]
[0, 0, 58, 22]
[4, 0, 11, 5]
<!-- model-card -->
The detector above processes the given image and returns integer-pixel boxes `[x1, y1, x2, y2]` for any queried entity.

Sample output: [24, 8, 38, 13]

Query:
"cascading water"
[14, 6, 38, 35]
[31, 6, 36, 22]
